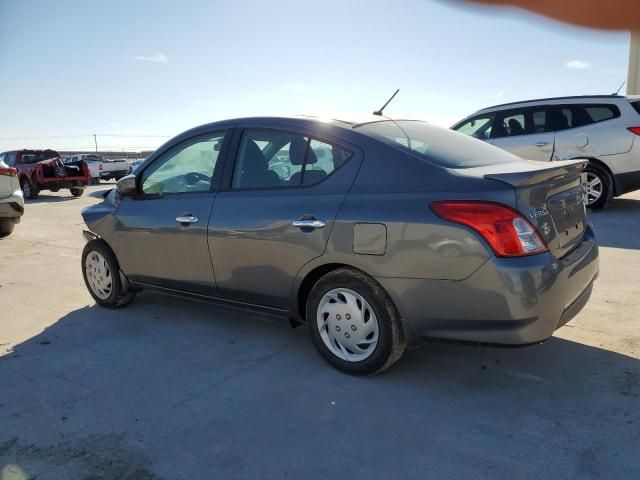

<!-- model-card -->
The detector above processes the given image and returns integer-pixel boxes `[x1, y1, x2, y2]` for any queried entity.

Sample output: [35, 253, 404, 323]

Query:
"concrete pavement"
[0, 185, 639, 479]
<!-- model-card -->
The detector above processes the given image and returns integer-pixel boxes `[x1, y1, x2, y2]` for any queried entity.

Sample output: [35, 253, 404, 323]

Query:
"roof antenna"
[373, 89, 400, 116]
[612, 81, 626, 96]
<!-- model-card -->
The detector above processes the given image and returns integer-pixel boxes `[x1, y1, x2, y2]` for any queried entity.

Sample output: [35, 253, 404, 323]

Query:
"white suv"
[452, 95, 640, 209]
[0, 154, 24, 237]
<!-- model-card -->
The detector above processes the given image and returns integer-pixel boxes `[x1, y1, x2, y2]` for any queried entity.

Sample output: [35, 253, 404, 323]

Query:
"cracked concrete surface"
[0, 185, 639, 479]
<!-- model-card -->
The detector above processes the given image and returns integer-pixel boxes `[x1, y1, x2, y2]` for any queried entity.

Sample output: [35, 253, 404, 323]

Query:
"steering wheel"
[184, 171, 210, 185]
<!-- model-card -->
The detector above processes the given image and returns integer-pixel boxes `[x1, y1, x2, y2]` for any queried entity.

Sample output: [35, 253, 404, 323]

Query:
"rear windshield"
[630, 100, 640, 116]
[20, 150, 60, 164]
[354, 120, 516, 168]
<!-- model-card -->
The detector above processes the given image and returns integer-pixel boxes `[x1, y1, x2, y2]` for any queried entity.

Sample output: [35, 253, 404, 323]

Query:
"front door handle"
[176, 215, 199, 225]
[535, 142, 551, 147]
[292, 219, 326, 229]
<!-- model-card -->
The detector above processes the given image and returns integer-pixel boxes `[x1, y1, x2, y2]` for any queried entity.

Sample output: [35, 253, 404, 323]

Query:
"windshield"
[355, 120, 517, 168]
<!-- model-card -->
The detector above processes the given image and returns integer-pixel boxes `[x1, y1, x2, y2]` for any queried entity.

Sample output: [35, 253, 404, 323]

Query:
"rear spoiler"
[484, 160, 586, 187]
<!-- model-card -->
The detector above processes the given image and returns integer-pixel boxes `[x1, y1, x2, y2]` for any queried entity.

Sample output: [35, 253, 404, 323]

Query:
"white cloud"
[490, 91, 504, 99]
[132, 53, 168, 64]
[565, 60, 592, 70]
[285, 83, 307, 92]
[108, 121, 120, 128]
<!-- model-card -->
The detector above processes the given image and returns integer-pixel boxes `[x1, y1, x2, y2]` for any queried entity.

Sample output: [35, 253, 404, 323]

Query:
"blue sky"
[0, 0, 629, 151]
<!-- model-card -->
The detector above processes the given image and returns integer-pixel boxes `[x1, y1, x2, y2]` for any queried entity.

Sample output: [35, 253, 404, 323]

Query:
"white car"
[453, 94, 640, 209]
[0, 153, 24, 238]
[127, 158, 145, 172]
[65, 154, 102, 183]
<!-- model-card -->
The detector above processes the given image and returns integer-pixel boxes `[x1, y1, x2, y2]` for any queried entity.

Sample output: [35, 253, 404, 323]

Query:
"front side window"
[453, 114, 494, 140]
[142, 132, 225, 194]
[232, 130, 352, 189]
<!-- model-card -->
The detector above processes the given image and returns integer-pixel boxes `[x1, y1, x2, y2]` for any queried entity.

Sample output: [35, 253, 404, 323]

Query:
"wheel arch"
[83, 237, 133, 292]
[294, 262, 375, 322]
[583, 157, 617, 196]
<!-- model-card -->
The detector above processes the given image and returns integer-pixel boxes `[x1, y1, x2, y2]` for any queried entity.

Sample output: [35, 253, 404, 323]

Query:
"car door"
[490, 107, 555, 161]
[208, 126, 362, 310]
[112, 130, 229, 295]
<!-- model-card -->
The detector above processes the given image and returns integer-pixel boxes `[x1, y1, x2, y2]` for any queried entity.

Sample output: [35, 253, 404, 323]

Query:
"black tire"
[306, 268, 406, 375]
[20, 178, 39, 200]
[0, 219, 15, 238]
[583, 162, 613, 210]
[81, 239, 135, 308]
[70, 187, 85, 197]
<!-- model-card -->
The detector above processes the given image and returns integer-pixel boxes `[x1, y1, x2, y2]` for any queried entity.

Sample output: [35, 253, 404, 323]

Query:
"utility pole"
[93, 134, 98, 152]
[628, 31, 640, 95]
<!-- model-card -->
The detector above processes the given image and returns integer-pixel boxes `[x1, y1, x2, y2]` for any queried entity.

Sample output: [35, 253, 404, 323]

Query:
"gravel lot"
[1, 184, 639, 479]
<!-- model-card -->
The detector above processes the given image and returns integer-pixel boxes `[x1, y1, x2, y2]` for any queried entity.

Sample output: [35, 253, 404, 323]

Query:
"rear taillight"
[430, 201, 548, 257]
[627, 127, 640, 136]
[0, 167, 17, 177]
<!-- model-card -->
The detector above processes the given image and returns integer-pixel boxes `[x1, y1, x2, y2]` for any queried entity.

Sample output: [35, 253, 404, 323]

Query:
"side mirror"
[116, 174, 137, 196]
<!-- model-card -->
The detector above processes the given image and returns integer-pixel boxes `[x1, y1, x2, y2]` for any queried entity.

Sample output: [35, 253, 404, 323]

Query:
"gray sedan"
[81, 116, 599, 374]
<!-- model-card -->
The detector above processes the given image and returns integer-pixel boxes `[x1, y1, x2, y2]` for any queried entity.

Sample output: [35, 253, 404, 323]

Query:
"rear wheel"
[307, 268, 406, 375]
[82, 239, 135, 308]
[0, 219, 15, 238]
[582, 163, 613, 210]
[70, 187, 85, 197]
[20, 178, 39, 200]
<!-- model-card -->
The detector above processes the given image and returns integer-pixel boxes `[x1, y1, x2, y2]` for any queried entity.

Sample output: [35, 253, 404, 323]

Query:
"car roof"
[477, 95, 627, 113]
[171, 115, 428, 142]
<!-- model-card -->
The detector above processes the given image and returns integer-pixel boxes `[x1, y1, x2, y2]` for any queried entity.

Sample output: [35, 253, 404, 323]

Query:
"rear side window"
[584, 105, 618, 122]
[549, 104, 620, 130]
[232, 130, 351, 190]
[4, 152, 16, 167]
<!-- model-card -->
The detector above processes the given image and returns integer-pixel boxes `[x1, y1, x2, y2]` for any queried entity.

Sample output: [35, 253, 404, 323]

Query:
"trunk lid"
[455, 160, 587, 258]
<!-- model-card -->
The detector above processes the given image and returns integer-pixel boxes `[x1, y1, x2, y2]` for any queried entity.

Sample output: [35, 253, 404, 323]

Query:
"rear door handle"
[176, 215, 199, 225]
[535, 142, 551, 147]
[292, 219, 326, 229]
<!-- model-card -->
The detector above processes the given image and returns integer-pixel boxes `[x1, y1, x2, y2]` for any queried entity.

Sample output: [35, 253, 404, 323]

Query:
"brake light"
[627, 127, 640, 136]
[0, 167, 17, 177]
[430, 201, 548, 257]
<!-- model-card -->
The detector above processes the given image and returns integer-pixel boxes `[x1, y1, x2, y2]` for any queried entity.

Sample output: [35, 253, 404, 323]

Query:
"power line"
[0, 134, 172, 140]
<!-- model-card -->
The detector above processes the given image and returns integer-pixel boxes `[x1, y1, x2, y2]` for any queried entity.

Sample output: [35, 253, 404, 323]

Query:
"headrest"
[289, 137, 308, 165]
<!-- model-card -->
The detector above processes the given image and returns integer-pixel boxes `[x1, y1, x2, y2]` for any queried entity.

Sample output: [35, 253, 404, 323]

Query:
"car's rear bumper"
[39, 176, 89, 188]
[377, 225, 599, 345]
[0, 192, 25, 221]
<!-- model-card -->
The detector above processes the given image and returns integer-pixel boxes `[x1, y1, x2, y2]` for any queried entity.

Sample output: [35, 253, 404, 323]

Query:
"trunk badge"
[531, 205, 550, 218]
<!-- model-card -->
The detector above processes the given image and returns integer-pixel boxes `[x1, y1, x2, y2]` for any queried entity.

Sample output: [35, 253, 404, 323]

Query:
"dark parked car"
[2, 149, 91, 199]
[81, 116, 599, 374]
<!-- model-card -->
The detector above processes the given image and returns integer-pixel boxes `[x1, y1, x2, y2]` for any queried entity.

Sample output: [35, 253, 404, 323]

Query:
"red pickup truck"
[1, 149, 91, 199]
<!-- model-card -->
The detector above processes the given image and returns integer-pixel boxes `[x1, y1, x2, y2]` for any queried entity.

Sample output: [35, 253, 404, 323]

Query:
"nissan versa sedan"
[81, 116, 599, 375]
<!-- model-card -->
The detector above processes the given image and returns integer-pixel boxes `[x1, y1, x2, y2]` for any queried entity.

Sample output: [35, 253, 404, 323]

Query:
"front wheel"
[306, 268, 406, 375]
[82, 240, 135, 308]
[582, 163, 613, 210]
[70, 187, 85, 197]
